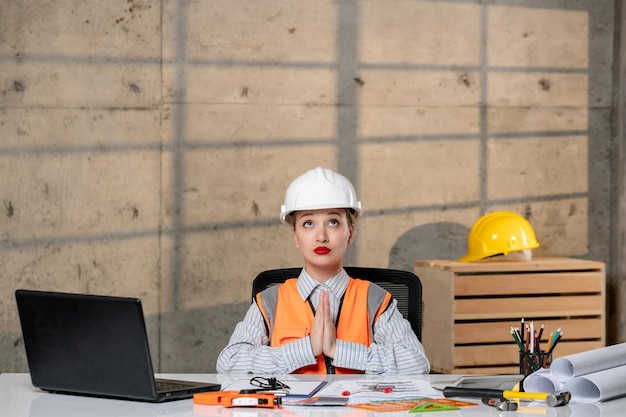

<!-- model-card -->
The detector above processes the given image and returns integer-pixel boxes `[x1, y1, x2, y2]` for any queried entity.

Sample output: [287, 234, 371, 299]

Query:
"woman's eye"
[303, 220, 313, 228]
[329, 219, 340, 227]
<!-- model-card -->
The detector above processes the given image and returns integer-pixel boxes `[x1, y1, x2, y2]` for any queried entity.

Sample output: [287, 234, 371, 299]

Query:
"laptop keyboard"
[155, 380, 194, 392]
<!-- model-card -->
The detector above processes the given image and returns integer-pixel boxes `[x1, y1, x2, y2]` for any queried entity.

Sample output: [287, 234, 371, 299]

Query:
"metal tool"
[482, 397, 518, 411]
[443, 387, 571, 407]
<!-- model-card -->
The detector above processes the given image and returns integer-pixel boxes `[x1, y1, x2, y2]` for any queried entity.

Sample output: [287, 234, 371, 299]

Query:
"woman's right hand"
[310, 292, 325, 357]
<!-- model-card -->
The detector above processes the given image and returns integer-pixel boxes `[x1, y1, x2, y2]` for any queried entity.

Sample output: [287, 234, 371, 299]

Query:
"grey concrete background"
[1, 0, 623, 373]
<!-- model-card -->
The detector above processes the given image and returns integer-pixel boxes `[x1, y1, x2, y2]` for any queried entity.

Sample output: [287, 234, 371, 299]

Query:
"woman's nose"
[316, 229, 329, 243]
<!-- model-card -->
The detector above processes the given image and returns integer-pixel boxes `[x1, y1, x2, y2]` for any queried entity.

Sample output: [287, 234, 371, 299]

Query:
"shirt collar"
[297, 268, 350, 300]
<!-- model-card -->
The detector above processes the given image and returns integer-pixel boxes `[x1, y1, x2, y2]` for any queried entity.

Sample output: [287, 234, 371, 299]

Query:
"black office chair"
[251, 267, 423, 341]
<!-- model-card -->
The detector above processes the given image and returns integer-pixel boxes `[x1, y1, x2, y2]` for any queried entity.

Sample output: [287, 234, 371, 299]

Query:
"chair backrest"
[251, 267, 422, 341]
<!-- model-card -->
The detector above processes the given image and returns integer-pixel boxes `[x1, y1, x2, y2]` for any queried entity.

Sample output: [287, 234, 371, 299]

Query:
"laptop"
[15, 289, 221, 402]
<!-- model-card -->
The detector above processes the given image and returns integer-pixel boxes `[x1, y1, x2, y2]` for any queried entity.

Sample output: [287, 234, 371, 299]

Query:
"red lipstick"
[314, 246, 331, 254]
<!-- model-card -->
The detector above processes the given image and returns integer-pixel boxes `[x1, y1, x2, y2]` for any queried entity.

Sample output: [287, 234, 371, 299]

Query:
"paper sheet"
[316, 379, 440, 401]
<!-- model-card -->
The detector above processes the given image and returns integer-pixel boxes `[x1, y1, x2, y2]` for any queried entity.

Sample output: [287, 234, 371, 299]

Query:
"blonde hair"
[287, 208, 358, 230]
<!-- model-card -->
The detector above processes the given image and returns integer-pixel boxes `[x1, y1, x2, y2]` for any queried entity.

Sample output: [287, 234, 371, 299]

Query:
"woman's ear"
[347, 224, 356, 245]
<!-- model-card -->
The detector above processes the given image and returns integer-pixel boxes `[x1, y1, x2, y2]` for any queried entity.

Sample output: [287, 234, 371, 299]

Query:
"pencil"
[525, 324, 530, 352]
[512, 326, 520, 344]
[550, 332, 563, 352]
[545, 332, 553, 353]
[546, 329, 562, 353]
[537, 323, 544, 352]
[511, 328, 525, 352]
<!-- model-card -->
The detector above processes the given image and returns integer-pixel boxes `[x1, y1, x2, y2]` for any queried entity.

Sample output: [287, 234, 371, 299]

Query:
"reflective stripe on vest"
[255, 277, 392, 374]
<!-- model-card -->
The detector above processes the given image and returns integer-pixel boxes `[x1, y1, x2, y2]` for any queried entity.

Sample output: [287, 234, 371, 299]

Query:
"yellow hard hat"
[459, 211, 540, 262]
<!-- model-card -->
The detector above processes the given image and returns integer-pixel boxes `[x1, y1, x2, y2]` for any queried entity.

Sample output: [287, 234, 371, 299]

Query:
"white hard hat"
[280, 167, 363, 225]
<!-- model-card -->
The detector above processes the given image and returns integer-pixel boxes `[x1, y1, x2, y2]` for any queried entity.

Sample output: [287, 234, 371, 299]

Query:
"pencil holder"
[519, 351, 552, 378]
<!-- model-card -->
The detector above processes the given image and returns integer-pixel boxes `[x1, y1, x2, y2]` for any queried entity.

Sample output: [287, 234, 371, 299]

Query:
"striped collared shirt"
[216, 268, 430, 375]
[296, 268, 348, 321]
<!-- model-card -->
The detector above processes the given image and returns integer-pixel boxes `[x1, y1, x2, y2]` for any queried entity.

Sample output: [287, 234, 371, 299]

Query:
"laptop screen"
[16, 290, 161, 400]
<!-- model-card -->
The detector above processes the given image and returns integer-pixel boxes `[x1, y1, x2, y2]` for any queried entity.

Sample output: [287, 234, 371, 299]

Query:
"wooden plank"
[415, 258, 605, 274]
[417, 265, 455, 371]
[454, 318, 604, 344]
[454, 341, 604, 367]
[455, 295, 604, 320]
[454, 272, 604, 296]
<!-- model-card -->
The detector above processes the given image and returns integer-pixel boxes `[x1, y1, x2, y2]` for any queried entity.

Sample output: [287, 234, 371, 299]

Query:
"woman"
[216, 167, 429, 374]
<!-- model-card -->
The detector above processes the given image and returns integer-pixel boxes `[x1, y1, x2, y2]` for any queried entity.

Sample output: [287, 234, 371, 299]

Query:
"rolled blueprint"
[522, 368, 561, 393]
[550, 343, 626, 382]
[562, 365, 626, 402]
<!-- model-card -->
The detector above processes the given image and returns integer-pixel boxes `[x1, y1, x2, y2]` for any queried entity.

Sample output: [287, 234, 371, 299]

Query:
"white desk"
[2, 373, 626, 417]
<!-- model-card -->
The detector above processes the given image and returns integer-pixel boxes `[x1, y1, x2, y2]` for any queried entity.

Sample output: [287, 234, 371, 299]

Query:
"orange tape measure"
[194, 391, 282, 408]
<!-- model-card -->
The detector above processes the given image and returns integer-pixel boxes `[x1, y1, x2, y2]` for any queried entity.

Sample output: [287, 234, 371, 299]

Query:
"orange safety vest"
[255, 277, 392, 374]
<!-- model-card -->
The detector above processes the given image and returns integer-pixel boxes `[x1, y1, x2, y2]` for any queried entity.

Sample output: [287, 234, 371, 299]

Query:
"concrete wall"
[0, 0, 619, 372]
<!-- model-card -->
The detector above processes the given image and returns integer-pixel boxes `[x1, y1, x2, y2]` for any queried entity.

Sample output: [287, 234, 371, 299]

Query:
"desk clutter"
[4, 371, 626, 417]
[194, 377, 480, 413]
[193, 344, 626, 415]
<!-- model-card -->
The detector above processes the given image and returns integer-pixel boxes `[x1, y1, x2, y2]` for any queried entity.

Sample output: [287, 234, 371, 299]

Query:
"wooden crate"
[415, 257, 606, 374]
